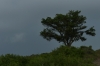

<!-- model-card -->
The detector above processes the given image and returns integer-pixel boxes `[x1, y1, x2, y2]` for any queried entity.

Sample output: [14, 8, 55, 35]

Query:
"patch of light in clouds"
[10, 33, 25, 43]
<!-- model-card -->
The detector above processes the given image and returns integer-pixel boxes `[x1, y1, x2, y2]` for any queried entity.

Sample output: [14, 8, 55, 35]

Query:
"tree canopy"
[40, 10, 96, 46]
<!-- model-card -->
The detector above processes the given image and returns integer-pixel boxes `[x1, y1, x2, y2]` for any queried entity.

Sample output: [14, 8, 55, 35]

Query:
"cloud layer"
[0, 0, 99, 56]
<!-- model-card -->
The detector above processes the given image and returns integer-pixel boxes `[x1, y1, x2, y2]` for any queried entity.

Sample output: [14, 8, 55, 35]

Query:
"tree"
[40, 10, 96, 46]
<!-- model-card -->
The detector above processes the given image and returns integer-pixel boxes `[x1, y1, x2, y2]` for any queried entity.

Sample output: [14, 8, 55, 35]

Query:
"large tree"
[40, 10, 96, 46]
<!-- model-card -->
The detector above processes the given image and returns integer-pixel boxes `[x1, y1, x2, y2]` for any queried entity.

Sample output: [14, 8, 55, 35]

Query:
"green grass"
[0, 45, 99, 66]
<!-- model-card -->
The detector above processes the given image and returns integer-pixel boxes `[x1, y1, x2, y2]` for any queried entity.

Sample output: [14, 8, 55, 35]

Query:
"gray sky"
[0, 0, 100, 56]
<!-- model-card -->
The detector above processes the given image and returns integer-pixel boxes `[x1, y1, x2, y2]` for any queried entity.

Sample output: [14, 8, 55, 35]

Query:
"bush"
[0, 45, 97, 66]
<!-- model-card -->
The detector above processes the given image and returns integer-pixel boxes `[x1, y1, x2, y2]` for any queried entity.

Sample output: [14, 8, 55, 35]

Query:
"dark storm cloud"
[0, 0, 100, 56]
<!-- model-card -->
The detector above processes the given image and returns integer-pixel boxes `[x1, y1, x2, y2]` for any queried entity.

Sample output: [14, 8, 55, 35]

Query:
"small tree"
[40, 10, 96, 46]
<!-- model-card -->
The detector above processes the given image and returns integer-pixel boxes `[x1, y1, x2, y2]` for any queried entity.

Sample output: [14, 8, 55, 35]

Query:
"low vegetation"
[0, 45, 99, 66]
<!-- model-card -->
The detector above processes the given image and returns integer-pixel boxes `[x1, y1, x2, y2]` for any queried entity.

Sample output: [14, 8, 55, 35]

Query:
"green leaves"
[0, 54, 28, 66]
[0, 45, 97, 66]
[40, 10, 96, 46]
[85, 26, 96, 36]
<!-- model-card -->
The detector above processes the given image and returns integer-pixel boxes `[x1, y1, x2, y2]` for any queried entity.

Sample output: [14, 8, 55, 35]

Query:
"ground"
[93, 58, 100, 66]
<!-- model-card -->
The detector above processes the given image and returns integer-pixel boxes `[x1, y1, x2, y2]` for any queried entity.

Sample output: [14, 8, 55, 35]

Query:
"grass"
[0, 45, 100, 66]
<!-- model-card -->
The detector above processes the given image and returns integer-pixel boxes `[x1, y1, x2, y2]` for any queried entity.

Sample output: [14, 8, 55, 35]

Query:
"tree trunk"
[63, 42, 71, 47]
[67, 43, 71, 47]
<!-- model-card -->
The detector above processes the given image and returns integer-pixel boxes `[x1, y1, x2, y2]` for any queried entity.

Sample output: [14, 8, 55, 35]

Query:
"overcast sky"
[0, 0, 100, 56]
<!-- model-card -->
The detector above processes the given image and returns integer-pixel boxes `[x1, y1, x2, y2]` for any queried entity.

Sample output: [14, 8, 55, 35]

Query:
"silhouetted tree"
[40, 10, 96, 46]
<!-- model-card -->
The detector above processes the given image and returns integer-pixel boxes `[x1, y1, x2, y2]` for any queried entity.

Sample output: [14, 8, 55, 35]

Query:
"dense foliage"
[0, 45, 98, 66]
[40, 10, 96, 46]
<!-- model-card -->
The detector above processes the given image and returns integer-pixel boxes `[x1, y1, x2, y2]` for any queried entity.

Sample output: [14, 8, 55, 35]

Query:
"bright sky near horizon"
[0, 0, 100, 56]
